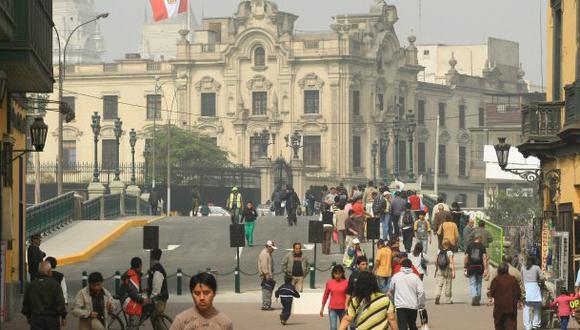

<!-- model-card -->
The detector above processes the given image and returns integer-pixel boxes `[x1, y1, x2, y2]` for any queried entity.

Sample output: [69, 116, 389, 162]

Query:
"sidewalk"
[42, 216, 164, 266]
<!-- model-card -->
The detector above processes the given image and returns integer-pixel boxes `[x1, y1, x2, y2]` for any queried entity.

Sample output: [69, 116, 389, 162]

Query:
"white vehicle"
[196, 206, 232, 217]
[257, 203, 275, 216]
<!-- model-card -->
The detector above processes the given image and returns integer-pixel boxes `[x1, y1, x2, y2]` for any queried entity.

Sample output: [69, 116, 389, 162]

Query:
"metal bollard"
[234, 268, 240, 294]
[177, 268, 183, 296]
[81, 271, 88, 288]
[309, 265, 315, 289]
[114, 271, 121, 296]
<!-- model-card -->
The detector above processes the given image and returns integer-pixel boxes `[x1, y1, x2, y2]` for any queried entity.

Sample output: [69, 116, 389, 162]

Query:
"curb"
[57, 216, 166, 266]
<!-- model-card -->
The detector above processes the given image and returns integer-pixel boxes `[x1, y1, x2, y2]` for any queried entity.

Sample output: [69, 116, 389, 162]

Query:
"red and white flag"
[150, 0, 188, 22]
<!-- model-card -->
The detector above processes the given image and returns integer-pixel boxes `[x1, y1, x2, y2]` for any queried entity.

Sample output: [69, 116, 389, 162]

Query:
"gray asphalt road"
[59, 216, 355, 297]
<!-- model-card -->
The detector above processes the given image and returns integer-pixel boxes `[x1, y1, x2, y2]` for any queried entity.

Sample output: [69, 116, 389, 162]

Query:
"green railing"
[103, 194, 121, 219]
[125, 195, 137, 216]
[480, 218, 504, 267]
[81, 197, 101, 220]
[26, 192, 75, 237]
[139, 198, 150, 216]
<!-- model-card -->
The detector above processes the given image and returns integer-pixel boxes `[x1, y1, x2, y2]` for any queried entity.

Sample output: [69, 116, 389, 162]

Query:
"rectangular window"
[62, 96, 75, 116]
[303, 136, 321, 166]
[377, 94, 384, 111]
[478, 107, 485, 127]
[63, 140, 76, 169]
[553, 4, 563, 100]
[352, 136, 361, 168]
[477, 194, 485, 208]
[208, 22, 222, 43]
[252, 91, 267, 115]
[438, 145, 446, 174]
[438, 103, 446, 126]
[304, 90, 320, 114]
[399, 141, 407, 172]
[352, 91, 360, 116]
[418, 100, 425, 124]
[459, 146, 466, 176]
[249, 136, 263, 164]
[146, 94, 161, 120]
[459, 105, 466, 129]
[398, 96, 406, 118]
[418, 142, 426, 173]
[101, 139, 118, 171]
[103, 95, 118, 120]
[201, 93, 217, 117]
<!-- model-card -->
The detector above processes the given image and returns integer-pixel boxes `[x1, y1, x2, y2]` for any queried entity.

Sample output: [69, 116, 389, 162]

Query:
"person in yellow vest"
[226, 187, 243, 224]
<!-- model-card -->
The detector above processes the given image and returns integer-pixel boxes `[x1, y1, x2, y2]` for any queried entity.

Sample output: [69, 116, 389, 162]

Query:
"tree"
[144, 125, 231, 184]
[485, 185, 542, 227]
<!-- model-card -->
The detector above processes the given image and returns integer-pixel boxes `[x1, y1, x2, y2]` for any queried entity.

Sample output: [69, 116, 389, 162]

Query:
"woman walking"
[521, 255, 545, 330]
[320, 265, 349, 330]
[409, 242, 427, 280]
[241, 201, 258, 247]
[434, 238, 455, 305]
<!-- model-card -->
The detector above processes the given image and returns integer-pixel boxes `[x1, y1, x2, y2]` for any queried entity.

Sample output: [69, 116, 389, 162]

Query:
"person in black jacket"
[22, 261, 67, 329]
[27, 233, 46, 281]
[241, 201, 258, 247]
[284, 187, 301, 226]
[147, 249, 168, 330]
[45, 257, 68, 305]
[275, 275, 300, 325]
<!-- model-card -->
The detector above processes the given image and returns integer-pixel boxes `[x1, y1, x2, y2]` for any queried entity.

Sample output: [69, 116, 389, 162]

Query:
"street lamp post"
[371, 140, 378, 183]
[113, 118, 123, 181]
[284, 131, 303, 160]
[406, 111, 416, 182]
[129, 129, 137, 186]
[392, 125, 400, 179]
[54, 13, 109, 195]
[91, 112, 101, 183]
[381, 131, 390, 183]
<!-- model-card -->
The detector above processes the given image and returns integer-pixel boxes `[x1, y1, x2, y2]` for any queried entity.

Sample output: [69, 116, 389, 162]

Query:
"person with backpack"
[464, 234, 489, 306]
[401, 203, 415, 253]
[121, 257, 150, 329]
[435, 238, 455, 305]
[147, 249, 169, 330]
[414, 213, 431, 253]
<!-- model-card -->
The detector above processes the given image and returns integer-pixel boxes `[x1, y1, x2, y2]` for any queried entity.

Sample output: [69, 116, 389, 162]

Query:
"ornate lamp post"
[392, 125, 401, 179]
[90, 112, 101, 183]
[380, 131, 390, 183]
[371, 140, 378, 183]
[143, 141, 151, 189]
[285, 131, 303, 159]
[406, 110, 416, 182]
[113, 118, 123, 181]
[129, 129, 137, 186]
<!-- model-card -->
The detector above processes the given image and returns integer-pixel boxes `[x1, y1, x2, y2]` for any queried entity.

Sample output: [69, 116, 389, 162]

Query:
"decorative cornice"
[246, 74, 273, 91]
[298, 73, 325, 90]
[194, 76, 222, 92]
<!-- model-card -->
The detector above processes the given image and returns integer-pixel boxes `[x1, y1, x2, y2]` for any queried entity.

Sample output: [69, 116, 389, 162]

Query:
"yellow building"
[518, 0, 580, 289]
[0, 0, 54, 320]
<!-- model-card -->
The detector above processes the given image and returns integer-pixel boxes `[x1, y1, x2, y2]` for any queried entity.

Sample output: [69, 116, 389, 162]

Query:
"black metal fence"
[81, 197, 101, 220]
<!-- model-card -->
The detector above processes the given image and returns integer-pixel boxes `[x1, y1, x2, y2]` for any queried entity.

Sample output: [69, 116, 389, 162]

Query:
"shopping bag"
[418, 309, 429, 325]
[333, 229, 339, 243]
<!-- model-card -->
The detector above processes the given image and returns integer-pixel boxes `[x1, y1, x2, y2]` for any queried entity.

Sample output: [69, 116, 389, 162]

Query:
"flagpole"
[187, 0, 191, 35]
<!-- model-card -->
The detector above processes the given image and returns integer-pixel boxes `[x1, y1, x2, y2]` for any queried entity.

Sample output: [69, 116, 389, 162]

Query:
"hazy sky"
[94, 0, 547, 86]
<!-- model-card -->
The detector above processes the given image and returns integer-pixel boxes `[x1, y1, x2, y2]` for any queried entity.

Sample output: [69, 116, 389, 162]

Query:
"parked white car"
[257, 203, 275, 216]
[196, 206, 231, 217]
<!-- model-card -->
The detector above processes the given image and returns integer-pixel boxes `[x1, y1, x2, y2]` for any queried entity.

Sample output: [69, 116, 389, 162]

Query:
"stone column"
[109, 180, 126, 216]
[87, 181, 106, 200]
[290, 159, 305, 199]
[126, 185, 142, 215]
[254, 158, 272, 204]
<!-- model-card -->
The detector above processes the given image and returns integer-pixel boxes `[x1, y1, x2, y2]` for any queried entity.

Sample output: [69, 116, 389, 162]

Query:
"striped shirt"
[347, 292, 395, 330]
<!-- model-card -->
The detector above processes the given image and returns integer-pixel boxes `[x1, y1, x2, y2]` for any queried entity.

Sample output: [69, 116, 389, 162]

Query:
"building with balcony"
[0, 0, 54, 321]
[516, 0, 580, 289]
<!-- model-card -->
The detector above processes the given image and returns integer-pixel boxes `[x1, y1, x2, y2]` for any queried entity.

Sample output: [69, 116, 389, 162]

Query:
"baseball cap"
[266, 240, 278, 249]
[352, 238, 361, 244]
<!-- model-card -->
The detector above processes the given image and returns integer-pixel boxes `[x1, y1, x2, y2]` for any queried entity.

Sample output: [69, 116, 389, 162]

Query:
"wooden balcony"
[521, 102, 563, 143]
[560, 81, 580, 143]
[0, 0, 15, 40]
[0, 0, 53, 92]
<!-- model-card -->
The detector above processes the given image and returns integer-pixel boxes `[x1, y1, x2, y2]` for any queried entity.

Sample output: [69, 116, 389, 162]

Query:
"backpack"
[117, 271, 130, 300]
[372, 196, 386, 215]
[403, 212, 414, 226]
[469, 245, 483, 264]
[436, 250, 449, 270]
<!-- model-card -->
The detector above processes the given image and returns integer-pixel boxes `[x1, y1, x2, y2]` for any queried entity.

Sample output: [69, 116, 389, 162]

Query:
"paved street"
[7, 215, 574, 329]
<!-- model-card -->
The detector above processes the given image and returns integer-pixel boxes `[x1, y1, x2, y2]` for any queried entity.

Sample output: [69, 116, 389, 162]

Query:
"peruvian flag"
[150, 0, 188, 22]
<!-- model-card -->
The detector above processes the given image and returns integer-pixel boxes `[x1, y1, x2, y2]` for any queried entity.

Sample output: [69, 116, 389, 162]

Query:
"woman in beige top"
[170, 272, 233, 330]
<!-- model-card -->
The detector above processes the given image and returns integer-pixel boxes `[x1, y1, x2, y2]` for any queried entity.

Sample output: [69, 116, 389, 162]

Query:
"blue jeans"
[329, 309, 345, 330]
[469, 274, 483, 299]
[560, 316, 569, 330]
[377, 276, 391, 294]
[381, 213, 390, 240]
[419, 239, 429, 254]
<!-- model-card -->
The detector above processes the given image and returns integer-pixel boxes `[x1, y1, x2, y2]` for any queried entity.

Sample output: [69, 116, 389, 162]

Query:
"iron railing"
[26, 192, 74, 237]
[103, 194, 121, 219]
[139, 198, 150, 216]
[521, 102, 564, 142]
[81, 197, 101, 220]
[26, 162, 147, 185]
[125, 195, 138, 216]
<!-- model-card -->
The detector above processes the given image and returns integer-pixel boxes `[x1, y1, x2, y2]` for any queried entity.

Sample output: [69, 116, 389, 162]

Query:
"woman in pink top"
[320, 265, 348, 330]
[550, 290, 579, 329]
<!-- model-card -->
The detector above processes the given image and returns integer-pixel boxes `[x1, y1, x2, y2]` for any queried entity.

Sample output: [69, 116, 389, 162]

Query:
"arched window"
[254, 47, 266, 67]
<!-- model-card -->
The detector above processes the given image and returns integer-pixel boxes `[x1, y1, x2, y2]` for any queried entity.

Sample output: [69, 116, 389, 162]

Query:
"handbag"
[419, 308, 429, 325]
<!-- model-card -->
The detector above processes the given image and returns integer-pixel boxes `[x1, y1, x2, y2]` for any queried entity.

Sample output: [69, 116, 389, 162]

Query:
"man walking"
[390, 191, 406, 238]
[390, 258, 426, 330]
[488, 263, 522, 330]
[414, 213, 431, 253]
[433, 204, 452, 250]
[72, 272, 115, 330]
[465, 234, 489, 306]
[148, 188, 160, 216]
[273, 186, 284, 216]
[226, 187, 243, 224]
[147, 248, 169, 329]
[463, 217, 475, 248]
[22, 261, 67, 329]
[438, 216, 459, 252]
[258, 240, 277, 311]
[123, 257, 149, 329]
[374, 239, 392, 294]
[45, 257, 68, 305]
[285, 186, 301, 226]
[281, 243, 310, 292]
[470, 221, 494, 248]
[335, 206, 349, 254]
[27, 233, 45, 281]
[363, 181, 378, 214]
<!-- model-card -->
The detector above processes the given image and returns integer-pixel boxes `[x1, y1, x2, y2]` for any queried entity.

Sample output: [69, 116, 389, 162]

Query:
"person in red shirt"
[392, 252, 421, 277]
[408, 191, 422, 212]
[320, 265, 349, 330]
[550, 289, 579, 329]
[351, 194, 365, 217]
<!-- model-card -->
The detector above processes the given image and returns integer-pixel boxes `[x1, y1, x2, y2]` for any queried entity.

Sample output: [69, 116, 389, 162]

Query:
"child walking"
[550, 289, 579, 329]
[241, 201, 258, 247]
[275, 275, 301, 325]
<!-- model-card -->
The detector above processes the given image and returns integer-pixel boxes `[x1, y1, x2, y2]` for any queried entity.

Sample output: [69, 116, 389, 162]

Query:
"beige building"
[42, 0, 532, 207]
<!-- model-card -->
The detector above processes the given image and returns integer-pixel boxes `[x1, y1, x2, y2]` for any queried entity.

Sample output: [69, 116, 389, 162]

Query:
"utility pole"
[434, 115, 440, 196]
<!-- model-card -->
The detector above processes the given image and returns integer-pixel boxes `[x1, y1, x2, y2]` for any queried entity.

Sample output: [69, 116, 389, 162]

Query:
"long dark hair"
[412, 242, 423, 257]
[352, 272, 379, 305]
[526, 255, 536, 270]
[331, 264, 346, 280]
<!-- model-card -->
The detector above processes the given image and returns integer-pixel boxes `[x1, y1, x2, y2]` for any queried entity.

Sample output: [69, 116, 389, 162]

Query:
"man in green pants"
[241, 201, 258, 246]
